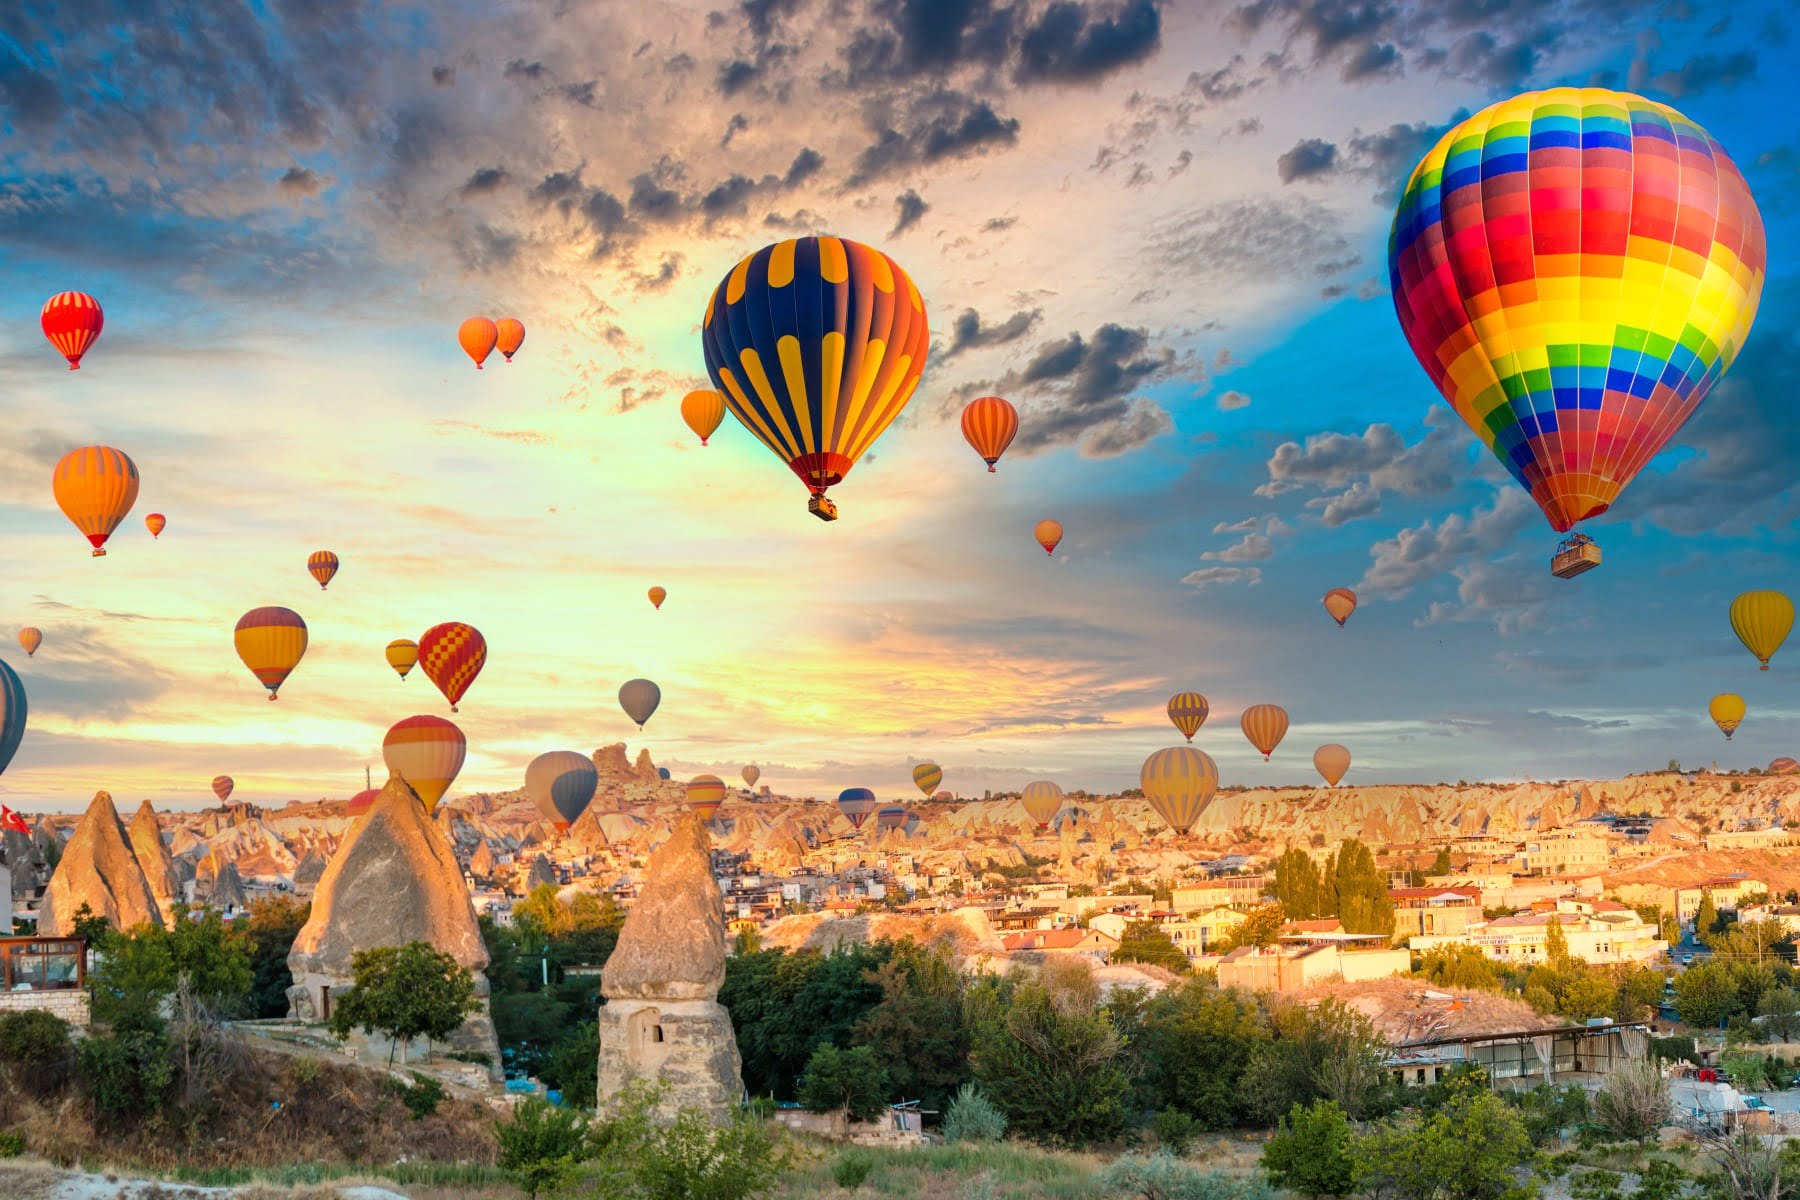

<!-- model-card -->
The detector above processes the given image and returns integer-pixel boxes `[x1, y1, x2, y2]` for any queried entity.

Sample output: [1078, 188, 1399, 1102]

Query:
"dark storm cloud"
[702, 173, 758, 219]
[431, 65, 456, 87]
[276, 166, 325, 196]
[843, 0, 1018, 82]
[505, 59, 550, 81]
[1230, 0, 1400, 83]
[891, 189, 930, 235]
[848, 90, 1021, 184]
[721, 112, 751, 146]
[1014, 0, 1163, 83]
[460, 166, 510, 197]
[531, 168, 587, 212]
[0, 48, 64, 129]
[741, 0, 806, 39]
[1644, 50, 1758, 98]
[783, 147, 826, 186]
[717, 59, 764, 96]
[628, 170, 687, 223]
[1276, 137, 1338, 182]
[942, 306, 1042, 356]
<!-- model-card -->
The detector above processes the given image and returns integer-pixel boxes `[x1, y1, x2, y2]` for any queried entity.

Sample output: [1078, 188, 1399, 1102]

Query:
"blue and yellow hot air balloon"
[1390, 89, 1765, 576]
[837, 786, 877, 830]
[0, 658, 26, 779]
[700, 236, 930, 521]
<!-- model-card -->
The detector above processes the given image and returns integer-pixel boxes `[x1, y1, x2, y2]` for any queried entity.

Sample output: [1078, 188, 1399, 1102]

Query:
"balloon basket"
[91, 549, 105, 557]
[1551, 533, 1601, 580]
[808, 494, 839, 522]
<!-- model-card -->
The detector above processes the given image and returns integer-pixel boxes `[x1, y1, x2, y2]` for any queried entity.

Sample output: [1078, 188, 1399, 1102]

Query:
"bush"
[0, 1129, 23, 1157]
[1153, 1108, 1200, 1155]
[0, 1009, 73, 1096]
[832, 1152, 874, 1189]
[1263, 1101, 1360, 1197]
[616, 1105, 789, 1200]
[797, 1043, 889, 1123]
[76, 1027, 173, 1128]
[400, 1071, 445, 1119]
[1593, 1061, 1670, 1144]
[1650, 1035, 1697, 1064]
[1507, 1083, 1591, 1143]
[1100, 1152, 1275, 1200]
[497, 1096, 593, 1199]
[941, 1082, 1007, 1145]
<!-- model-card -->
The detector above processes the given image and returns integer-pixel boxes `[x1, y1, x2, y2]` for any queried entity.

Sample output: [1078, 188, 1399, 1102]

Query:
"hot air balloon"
[742, 764, 761, 788]
[0, 659, 25, 779]
[145, 513, 166, 539]
[527, 750, 599, 832]
[346, 787, 380, 816]
[42, 292, 103, 369]
[681, 390, 727, 447]
[1020, 780, 1064, 830]
[876, 804, 907, 832]
[1769, 757, 1799, 776]
[1034, 520, 1063, 555]
[1730, 591, 1793, 671]
[382, 715, 467, 813]
[1313, 744, 1351, 787]
[1140, 747, 1218, 834]
[1389, 89, 1766, 577]
[912, 762, 943, 797]
[1710, 693, 1746, 741]
[659, 767, 672, 780]
[234, 607, 308, 700]
[496, 318, 526, 362]
[307, 550, 340, 590]
[459, 317, 498, 369]
[619, 678, 661, 728]
[1323, 588, 1357, 627]
[838, 787, 877, 830]
[17, 629, 40, 658]
[961, 396, 1019, 472]
[1167, 692, 1209, 742]
[53, 446, 139, 557]
[648, 586, 667, 610]
[700, 236, 929, 522]
[932, 790, 952, 802]
[1241, 704, 1289, 761]
[386, 639, 419, 680]
[687, 775, 727, 822]
[212, 775, 234, 804]
[418, 622, 486, 712]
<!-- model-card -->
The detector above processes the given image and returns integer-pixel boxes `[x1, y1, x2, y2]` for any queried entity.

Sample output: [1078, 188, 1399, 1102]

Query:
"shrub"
[833, 1152, 874, 1189]
[615, 1104, 790, 1200]
[76, 1027, 173, 1128]
[0, 1130, 23, 1157]
[1593, 1061, 1670, 1145]
[0, 1009, 73, 1096]
[797, 1043, 889, 1123]
[941, 1082, 1007, 1145]
[1153, 1108, 1200, 1155]
[400, 1071, 446, 1119]
[448, 1049, 494, 1065]
[1263, 1101, 1360, 1197]
[1100, 1152, 1275, 1200]
[497, 1096, 593, 1199]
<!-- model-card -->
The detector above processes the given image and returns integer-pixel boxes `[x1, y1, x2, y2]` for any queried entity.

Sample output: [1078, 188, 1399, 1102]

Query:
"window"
[1, 938, 84, 991]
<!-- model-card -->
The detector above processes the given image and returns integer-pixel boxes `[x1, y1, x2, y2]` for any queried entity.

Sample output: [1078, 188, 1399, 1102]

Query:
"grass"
[131, 1160, 517, 1189]
[776, 1141, 1110, 1200]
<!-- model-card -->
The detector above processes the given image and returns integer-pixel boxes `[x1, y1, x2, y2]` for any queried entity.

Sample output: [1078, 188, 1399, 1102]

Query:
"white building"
[1410, 899, 1667, 966]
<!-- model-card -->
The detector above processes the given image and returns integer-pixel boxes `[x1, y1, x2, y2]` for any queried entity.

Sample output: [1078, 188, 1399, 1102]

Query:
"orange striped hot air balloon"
[234, 607, 308, 700]
[41, 291, 103, 369]
[418, 622, 486, 712]
[53, 446, 139, 556]
[648, 586, 667, 610]
[307, 550, 340, 590]
[1141, 746, 1218, 834]
[681, 389, 727, 446]
[459, 317, 498, 369]
[1240, 704, 1289, 760]
[212, 775, 234, 804]
[1034, 519, 1063, 555]
[1167, 692, 1208, 741]
[386, 639, 418, 680]
[1313, 744, 1351, 787]
[1323, 588, 1357, 627]
[495, 318, 526, 362]
[1769, 757, 1799, 776]
[961, 396, 1019, 472]
[1020, 780, 1064, 829]
[382, 715, 467, 813]
[687, 774, 727, 821]
[145, 513, 166, 538]
[17, 629, 41, 658]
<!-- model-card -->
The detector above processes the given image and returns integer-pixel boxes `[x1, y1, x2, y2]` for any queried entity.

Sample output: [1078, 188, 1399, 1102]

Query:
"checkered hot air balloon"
[1389, 89, 1765, 573]
[418, 622, 486, 712]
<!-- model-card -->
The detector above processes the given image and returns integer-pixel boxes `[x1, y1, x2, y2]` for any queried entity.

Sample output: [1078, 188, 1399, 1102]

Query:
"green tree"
[1132, 977, 1269, 1128]
[969, 976, 1134, 1147]
[1217, 904, 1287, 953]
[1325, 839, 1394, 939]
[1544, 918, 1570, 967]
[1275, 848, 1323, 920]
[541, 1021, 600, 1107]
[1430, 847, 1453, 876]
[1617, 968, 1668, 1022]
[1758, 986, 1800, 1041]
[1675, 961, 1744, 1029]
[497, 1097, 592, 1198]
[1415, 945, 1504, 991]
[1114, 920, 1191, 972]
[1243, 999, 1387, 1123]
[1264, 1100, 1362, 1197]
[719, 943, 892, 1098]
[1592, 1060, 1670, 1145]
[851, 942, 971, 1110]
[797, 1043, 889, 1122]
[1355, 1075, 1536, 1200]
[1694, 894, 1720, 941]
[239, 897, 310, 1018]
[87, 908, 253, 1030]
[327, 941, 477, 1067]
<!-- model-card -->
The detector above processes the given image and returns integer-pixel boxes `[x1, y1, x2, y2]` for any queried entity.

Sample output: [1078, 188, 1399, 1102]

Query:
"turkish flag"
[0, 805, 29, 835]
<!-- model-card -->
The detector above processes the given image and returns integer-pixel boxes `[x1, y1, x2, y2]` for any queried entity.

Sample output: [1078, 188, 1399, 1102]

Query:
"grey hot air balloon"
[526, 750, 599, 830]
[618, 678, 661, 729]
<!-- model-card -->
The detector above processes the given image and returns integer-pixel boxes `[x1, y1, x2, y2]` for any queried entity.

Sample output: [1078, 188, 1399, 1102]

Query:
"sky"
[2, 0, 1798, 812]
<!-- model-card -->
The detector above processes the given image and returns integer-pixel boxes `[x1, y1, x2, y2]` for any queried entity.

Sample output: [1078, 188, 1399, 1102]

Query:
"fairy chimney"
[597, 811, 743, 1122]
[127, 800, 183, 924]
[40, 791, 164, 936]
[287, 773, 500, 1073]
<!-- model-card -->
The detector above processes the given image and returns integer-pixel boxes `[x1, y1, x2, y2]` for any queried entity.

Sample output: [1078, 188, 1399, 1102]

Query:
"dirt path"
[0, 1162, 409, 1200]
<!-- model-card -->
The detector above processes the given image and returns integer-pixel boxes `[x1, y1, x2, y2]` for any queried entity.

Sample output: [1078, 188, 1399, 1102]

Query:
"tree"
[1217, 904, 1286, 953]
[1694, 894, 1720, 941]
[1544, 917, 1570, 967]
[1264, 1100, 1361, 1197]
[327, 941, 477, 1067]
[1675, 961, 1743, 1029]
[1758, 986, 1800, 1042]
[87, 909, 253, 1031]
[1243, 999, 1387, 1124]
[1416, 945, 1504, 991]
[240, 897, 310, 1018]
[1275, 848, 1322, 920]
[797, 1043, 889, 1122]
[1430, 847, 1453, 876]
[1593, 1060, 1670, 1144]
[1114, 920, 1192, 972]
[719, 943, 892, 1099]
[969, 976, 1134, 1147]
[1132, 977, 1269, 1129]
[1354, 1075, 1535, 1200]
[496, 1097, 592, 1199]
[851, 942, 971, 1110]
[1324, 839, 1394, 939]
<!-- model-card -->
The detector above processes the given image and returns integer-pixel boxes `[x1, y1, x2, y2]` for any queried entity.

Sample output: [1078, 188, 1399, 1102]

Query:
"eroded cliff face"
[41, 791, 163, 936]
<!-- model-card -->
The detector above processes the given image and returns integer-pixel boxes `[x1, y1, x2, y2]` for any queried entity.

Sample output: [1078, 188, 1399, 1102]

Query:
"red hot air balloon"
[961, 396, 1019, 472]
[418, 622, 486, 711]
[42, 292, 104, 369]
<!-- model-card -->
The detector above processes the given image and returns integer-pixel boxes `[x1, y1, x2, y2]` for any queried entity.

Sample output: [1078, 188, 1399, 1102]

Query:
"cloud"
[1359, 489, 1536, 597]
[943, 306, 1043, 356]
[891, 188, 930, 236]
[1645, 50, 1759, 98]
[849, 89, 1022, 184]
[1417, 556, 1549, 636]
[276, 166, 326, 197]
[1147, 195, 1361, 286]
[1181, 566, 1262, 589]
[1202, 532, 1275, 562]
[461, 167, 510, 197]
[1014, 0, 1163, 83]
[1259, 406, 1473, 524]
[1216, 389, 1250, 411]
[1277, 137, 1339, 182]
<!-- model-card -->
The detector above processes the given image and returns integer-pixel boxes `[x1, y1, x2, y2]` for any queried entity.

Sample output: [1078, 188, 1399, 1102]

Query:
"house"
[1212, 938, 1410, 994]
[1410, 899, 1667, 965]
[1000, 927, 1119, 961]
[1389, 886, 1482, 941]
[1515, 833, 1610, 877]
[1734, 903, 1800, 938]
[1171, 884, 1232, 912]
[1704, 827, 1790, 851]
[1673, 876, 1769, 926]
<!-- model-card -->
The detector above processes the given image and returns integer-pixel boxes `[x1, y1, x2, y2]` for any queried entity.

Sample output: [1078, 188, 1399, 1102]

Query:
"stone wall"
[0, 988, 90, 1027]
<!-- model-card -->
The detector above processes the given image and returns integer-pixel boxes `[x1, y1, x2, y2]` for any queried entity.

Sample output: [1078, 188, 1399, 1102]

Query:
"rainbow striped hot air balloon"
[687, 775, 728, 822]
[0, 659, 27, 780]
[838, 787, 877, 830]
[53, 446, 139, 557]
[700, 236, 929, 521]
[418, 622, 486, 712]
[234, 607, 308, 700]
[1141, 747, 1218, 834]
[382, 715, 466, 813]
[307, 550, 340, 590]
[1167, 692, 1209, 742]
[1389, 89, 1766, 575]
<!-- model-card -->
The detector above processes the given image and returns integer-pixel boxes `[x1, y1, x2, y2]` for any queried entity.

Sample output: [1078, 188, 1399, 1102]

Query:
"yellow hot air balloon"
[912, 762, 942, 796]
[17, 628, 41, 658]
[1313, 744, 1351, 787]
[1711, 693, 1746, 740]
[1020, 780, 1064, 829]
[382, 715, 466, 812]
[1034, 519, 1063, 555]
[386, 638, 419, 680]
[1167, 692, 1208, 741]
[681, 390, 727, 446]
[687, 774, 727, 821]
[1241, 704, 1289, 760]
[1323, 588, 1357, 627]
[53, 446, 139, 557]
[1140, 746, 1219, 834]
[234, 607, 308, 700]
[1730, 591, 1793, 671]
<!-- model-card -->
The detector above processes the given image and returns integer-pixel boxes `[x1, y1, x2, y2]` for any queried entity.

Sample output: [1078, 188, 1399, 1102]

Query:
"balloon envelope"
[1769, 757, 1799, 776]
[54, 446, 139, 556]
[527, 750, 599, 829]
[838, 787, 877, 829]
[1034, 520, 1062, 555]
[1313, 744, 1351, 787]
[681, 390, 727, 446]
[619, 678, 661, 728]
[1710, 693, 1746, 740]
[234, 607, 308, 699]
[1323, 588, 1357, 627]
[1730, 591, 1793, 670]
[961, 396, 1018, 471]
[145, 513, 166, 538]
[1389, 88, 1766, 535]
[742, 765, 761, 787]
[1140, 747, 1218, 834]
[0, 660, 26, 779]
[386, 639, 419, 680]
[383, 715, 467, 813]
[459, 317, 498, 368]
[1241, 704, 1289, 760]
[876, 804, 907, 831]
[1020, 780, 1064, 829]
[42, 291, 103, 369]
[17, 629, 41, 658]
[307, 550, 339, 590]
[496, 318, 526, 361]
[687, 774, 727, 821]
[648, 586, 667, 610]
[1167, 692, 1208, 742]
[418, 622, 486, 711]
[700, 237, 929, 505]
[912, 762, 942, 796]
[346, 787, 380, 816]
[211, 775, 234, 804]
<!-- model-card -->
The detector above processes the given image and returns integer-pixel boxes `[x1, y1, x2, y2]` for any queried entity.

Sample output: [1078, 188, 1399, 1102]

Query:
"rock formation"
[127, 800, 183, 924]
[293, 850, 327, 894]
[40, 791, 164, 936]
[468, 840, 497, 880]
[210, 860, 248, 910]
[287, 774, 500, 1074]
[526, 854, 556, 891]
[633, 748, 659, 782]
[598, 812, 743, 1122]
